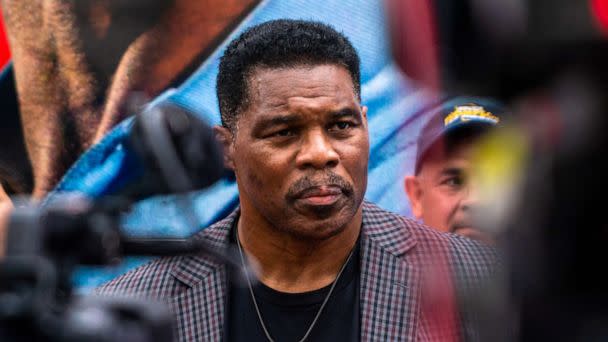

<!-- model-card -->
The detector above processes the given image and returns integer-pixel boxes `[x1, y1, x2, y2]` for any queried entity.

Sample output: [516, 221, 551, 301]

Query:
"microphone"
[118, 102, 242, 269]
[123, 102, 225, 199]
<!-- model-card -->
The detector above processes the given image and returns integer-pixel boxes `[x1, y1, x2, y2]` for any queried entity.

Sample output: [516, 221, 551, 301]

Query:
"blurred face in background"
[405, 136, 492, 243]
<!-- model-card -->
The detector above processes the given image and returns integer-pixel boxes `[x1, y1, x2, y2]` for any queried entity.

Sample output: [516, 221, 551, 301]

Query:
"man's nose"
[460, 182, 480, 210]
[295, 129, 339, 170]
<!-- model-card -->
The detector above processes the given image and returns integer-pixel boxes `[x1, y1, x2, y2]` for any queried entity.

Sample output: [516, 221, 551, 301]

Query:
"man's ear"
[214, 126, 235, 170]
[361, 105, 368, 122]
[404, 175, 423, 219]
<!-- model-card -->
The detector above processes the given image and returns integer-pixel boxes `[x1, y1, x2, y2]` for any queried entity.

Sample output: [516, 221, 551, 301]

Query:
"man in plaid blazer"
[98, 203, 496, 341]
[98, 20, 498, 341]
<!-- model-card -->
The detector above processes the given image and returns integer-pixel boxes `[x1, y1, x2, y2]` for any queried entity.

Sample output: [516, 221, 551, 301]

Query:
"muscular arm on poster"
[0, 0, 258, 199]
[0, 192, 11, 256]
[0, 0, 259, 255]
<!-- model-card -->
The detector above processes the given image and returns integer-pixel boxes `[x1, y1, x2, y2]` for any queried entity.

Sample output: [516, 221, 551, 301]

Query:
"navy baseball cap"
[415, 97, 506, 173]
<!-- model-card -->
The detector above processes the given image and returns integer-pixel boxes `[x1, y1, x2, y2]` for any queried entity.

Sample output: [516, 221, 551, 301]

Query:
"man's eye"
[330, 121, 353, 131]
[272, 129, 294, 137]
[444, 177, 464, 187]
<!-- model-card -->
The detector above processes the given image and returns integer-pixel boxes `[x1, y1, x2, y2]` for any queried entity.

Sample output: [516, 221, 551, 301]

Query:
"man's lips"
[451, 219, 474, 233]
[294, 186, 343, 205]
[452, 227, 494, 244]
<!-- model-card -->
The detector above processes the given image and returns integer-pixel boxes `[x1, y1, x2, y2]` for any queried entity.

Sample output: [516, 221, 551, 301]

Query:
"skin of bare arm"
[0, 0, 259, 256]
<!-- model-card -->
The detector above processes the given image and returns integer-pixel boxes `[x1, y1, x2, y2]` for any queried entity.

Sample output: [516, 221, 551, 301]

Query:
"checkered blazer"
[97, 202, 498, 341]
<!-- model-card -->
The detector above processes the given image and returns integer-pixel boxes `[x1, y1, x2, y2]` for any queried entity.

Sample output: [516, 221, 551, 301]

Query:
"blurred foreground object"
[124, 101, 225, 199]
[0, 102, 233, 341]
[0, 198, 173, 342]
[0, 197, 173, 341]
[390, 0, 608, 340]
[389, 0, 608, 97]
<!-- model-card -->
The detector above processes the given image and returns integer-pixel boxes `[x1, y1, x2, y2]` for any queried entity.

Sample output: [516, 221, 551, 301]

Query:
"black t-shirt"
[226, 222, 360, 342]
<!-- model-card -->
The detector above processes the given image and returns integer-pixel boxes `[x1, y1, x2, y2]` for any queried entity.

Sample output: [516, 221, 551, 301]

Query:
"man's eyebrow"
[252, 114, 301, 131]
[440, 167, 464, 177]
[329, 107, 362, 121]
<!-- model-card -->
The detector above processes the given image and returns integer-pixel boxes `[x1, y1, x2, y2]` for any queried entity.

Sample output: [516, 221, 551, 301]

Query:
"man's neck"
[3, 0, 259, 198]
[237, 208, 363, 294]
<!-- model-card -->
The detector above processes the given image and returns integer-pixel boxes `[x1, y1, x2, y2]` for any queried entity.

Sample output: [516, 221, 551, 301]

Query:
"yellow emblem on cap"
[444, 104, 500, 126]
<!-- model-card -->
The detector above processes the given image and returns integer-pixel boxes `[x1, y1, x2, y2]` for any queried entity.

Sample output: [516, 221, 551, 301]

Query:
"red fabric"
[591, 0, 608, 34]
[387, 0, 441, 91]
[0, 8, 11, 67]
[419, 238, 461, 342]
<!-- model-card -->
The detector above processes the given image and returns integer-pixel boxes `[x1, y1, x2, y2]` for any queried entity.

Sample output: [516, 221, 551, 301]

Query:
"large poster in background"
[0, 9, 9, 67]
[0, 0, 430, 290]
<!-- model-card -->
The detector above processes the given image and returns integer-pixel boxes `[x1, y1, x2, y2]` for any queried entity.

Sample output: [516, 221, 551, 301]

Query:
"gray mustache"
[287, 173, 353, 199]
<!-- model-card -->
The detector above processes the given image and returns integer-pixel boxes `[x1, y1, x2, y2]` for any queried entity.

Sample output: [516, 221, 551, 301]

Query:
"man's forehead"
[419, 139, 476, 172]
[246, 64, 358, 106]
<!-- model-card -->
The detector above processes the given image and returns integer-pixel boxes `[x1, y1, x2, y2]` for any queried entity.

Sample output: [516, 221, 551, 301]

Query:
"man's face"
[405, 137, 489, 241]
[218, 64, 369, 240]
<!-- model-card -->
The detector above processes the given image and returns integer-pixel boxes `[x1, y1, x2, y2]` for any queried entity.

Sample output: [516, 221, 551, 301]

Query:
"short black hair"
[217, 19, 361, 131]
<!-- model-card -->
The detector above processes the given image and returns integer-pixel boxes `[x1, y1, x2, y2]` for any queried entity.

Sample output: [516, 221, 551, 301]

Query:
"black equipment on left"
[0, 101, 237, 341]
[122, 102, 226, 199]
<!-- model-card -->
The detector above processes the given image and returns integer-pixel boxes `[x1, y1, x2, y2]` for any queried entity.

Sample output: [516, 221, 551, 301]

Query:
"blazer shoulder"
[362, 201, 498, 264]
[415, 222, 498, 274]
[446, 232, 499, 270]
[95, 214, 235, 299]
[365, 201, 499, 278]
[95, 255, 184, 299]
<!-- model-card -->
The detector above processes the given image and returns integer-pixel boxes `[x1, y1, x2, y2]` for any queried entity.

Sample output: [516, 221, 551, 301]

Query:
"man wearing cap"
[405, 97, 504, 243]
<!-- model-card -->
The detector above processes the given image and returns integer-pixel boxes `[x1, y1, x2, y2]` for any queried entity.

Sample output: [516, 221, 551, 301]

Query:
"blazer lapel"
[170, 261, 227, 341]
[359, 202, 419, 341]
[168, 211, 237, 341]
